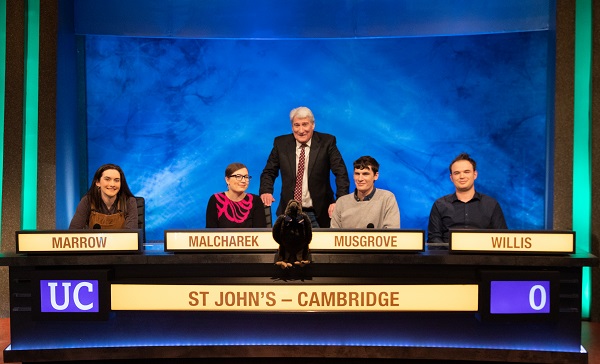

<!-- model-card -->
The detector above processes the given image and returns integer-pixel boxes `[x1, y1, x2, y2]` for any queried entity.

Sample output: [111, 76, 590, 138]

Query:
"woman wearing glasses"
[206, 162, 267, 228]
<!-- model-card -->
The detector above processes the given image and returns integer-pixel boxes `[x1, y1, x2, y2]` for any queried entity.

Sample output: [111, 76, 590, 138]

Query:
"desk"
[1, 247, 597, 363]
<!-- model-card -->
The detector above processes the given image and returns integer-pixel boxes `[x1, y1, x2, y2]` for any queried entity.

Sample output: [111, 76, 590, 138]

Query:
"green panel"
[573, 0, 592, 318]
[22, 0, 40, 229]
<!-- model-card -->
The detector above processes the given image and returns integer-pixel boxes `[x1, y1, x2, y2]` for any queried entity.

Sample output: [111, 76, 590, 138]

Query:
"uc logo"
[40, 280, 99, 313]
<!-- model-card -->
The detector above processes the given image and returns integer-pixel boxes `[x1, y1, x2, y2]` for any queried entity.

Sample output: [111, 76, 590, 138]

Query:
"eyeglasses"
[229, 174, 252, 181]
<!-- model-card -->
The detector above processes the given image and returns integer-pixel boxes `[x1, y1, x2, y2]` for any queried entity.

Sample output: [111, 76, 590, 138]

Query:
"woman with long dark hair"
[69, 164, 138, 229]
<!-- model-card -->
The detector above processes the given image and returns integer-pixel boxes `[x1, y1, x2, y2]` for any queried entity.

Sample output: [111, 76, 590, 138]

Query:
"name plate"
[164, 229, 424, 252]
[111, 284, 477, 312]
[16, 230, 142, 254]
[449, 230, 575, 254]
[315, 229, 423, 251]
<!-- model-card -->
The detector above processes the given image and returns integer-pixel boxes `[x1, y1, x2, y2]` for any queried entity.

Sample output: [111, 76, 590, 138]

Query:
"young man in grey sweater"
[330, 156, 400, 229]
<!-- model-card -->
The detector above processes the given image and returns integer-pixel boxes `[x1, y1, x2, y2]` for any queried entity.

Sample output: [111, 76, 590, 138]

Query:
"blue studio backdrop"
[57, 0, 554, 241]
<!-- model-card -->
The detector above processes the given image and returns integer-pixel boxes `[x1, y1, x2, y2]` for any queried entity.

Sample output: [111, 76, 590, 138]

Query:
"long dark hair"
[86, 164, 135, 213]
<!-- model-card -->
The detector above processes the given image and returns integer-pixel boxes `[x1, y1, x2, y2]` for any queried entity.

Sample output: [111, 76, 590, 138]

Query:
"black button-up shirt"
[427, 191, 507, 244]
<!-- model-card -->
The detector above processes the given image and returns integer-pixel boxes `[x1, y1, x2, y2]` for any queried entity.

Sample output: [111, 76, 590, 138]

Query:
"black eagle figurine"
[272, 199, 312, 269]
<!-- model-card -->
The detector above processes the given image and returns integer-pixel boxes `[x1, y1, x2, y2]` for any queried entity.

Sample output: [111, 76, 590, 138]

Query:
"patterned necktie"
[294, 144, 307, 203]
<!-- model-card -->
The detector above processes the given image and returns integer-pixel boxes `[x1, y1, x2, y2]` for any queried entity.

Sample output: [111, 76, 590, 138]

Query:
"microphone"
[93, 224, 101, 229]
[367, 223, 374, 228]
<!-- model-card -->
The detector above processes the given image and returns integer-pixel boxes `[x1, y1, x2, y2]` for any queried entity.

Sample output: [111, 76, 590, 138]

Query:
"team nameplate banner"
[449, 230, 575, 254]
[111, 284, 477, 312]
[164, 229, 424, 252]
[16, 230, 142, 254]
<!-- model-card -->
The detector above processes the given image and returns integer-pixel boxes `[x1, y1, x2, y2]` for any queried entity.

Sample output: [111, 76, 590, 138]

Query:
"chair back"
[264, 205, 272, 228]
[135, 196, 145, 243]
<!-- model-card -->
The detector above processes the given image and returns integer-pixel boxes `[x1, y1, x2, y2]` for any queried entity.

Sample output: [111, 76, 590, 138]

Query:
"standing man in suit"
[260, 106, 350, 228]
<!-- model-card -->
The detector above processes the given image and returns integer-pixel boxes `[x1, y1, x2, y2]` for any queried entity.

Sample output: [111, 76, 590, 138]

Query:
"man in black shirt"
[427, 153, 507, 248]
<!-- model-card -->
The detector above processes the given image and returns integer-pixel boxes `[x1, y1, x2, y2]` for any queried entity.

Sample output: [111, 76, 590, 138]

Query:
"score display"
[479, 271, 559, 321]
[490, 281, 550, 314]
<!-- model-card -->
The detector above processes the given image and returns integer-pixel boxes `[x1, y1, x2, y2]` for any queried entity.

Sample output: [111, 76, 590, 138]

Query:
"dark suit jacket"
[260, 131, 350, 228]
